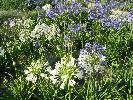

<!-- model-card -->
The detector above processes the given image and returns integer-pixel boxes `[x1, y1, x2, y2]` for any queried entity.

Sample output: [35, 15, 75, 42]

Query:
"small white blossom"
[46, 66, 52, 73]
[61, 75, 68, 82]
[15, 18, 23, 26]
[42, 4, 51, 12]
[60, 82, 65, 89]
[24, 70, 30, 74]
[68, 57, 75, 66]
[75, 70, 84, 79]
[100, 55, 106, 61]
[31, 23, 59, 40]
[44, 61, 49, 66]
[50, 76, 57, 84]
[9, 20, 15, 27]
[40, 73, 48, 79]
[26, 74, 37, 83]
[50, 69, 58, 76]
[56, 45, 60, 50]
[69, 79, 76, 87]
[27, 67, 32, 72]
[19, 35, 25, 42]
[49, 55, 78, 87]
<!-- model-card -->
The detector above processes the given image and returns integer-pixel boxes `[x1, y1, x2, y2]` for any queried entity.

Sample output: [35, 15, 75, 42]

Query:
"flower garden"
[0, 0, 133, 99]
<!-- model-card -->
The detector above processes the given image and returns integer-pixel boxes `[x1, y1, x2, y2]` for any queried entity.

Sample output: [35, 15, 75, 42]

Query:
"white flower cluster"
[78, 54, 102, 74]
[15, 18, 23, 26]
[3, 18, 23, 27]
[24, 60, 48, 83]
[31, 23, 60, 40]
[9, 19, 16, 27]
[23, 43, 106, 87]
[9, 18, 24, 27]
[23, 18, 35, 29]
[19, 29, 30, 42]
[6, 18, 34, 42]
[25, 72, 37, 83]
[49, 55, 77, 89]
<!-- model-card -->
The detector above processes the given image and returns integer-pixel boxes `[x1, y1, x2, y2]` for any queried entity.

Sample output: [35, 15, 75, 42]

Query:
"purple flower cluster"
[102, 1, 120, 12]
[68, 23, 81, 33]
[120, 12, 133, 23]
[88, 6, 105, 20]
[126, 13, 133, 23]
[45, 0, 131, 30]
[64, 34, 72, 41]
[64, 33, 75, 42]
[45, 1, 82, 18]
[53, 3, 67, 14]
[46, 10, 57, 18]
[85, 42, 106, 54]
[84, 0, 90, 4]
[78, 42, 106, 75]
[100, 17, 122, 30]
[80, 42, 106, 66]
[129, 8, 133, 12]
[68, 2, 82, 15]
[88, 1, 124, 30]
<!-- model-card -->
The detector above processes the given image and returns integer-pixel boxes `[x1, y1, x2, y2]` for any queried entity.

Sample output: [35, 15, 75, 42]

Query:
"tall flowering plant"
[48, 55, 78, 89]
[78, 42, 106, 78]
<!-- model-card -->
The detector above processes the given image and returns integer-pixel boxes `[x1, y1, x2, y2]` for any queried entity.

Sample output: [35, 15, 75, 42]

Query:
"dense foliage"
[0, 0, 133, 99]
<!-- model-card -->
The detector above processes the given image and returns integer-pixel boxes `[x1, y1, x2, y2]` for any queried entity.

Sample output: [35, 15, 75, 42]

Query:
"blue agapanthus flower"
[33, 41, 40, 49]
[84, 0, 90, 4]
[46, 10, 57, 18]
[68, 23, 81, 33]
[68, 2, 82, 15]
[53, 3, 67, 14]
[78, 42, 107, 76]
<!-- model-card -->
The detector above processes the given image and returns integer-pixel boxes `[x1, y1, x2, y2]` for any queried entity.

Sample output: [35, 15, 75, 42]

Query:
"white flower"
[31, 62, 35, 66]
[60, 82, 65, 89]
[40, 73, 48, 79]
[61, 75, 68, 82]
[56, 45, 60, 50]
[50, 69, 58, 76]
[24, 70, 30, 74]
[15, 18, 23, 26]
[69, 79, 76, 87]
[50, 76, 57, 84]
[69, 57, 75, 66]
[46, 66, 52, 73]
[26, 73, 37, 83]
[100, 55, 106, 61]
[75, 70, 83, 79]
[36, 60, 40, 64]
[9, 20, 15, 27]
[44, 61, 49, 66]
[32, 77, 37, 83]
[42, 4, 51, 12]
[55, 62, 61, 70]
[19, 33, 25, 42]
[31, 31, 36, 38]
[27, 67, 32, 72]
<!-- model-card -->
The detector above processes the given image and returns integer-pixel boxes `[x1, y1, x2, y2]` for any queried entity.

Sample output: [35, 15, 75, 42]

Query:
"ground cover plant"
[0, 0, 133, 100]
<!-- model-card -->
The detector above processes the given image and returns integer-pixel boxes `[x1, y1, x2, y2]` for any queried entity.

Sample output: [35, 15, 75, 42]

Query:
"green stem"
[69, 86, 71, 100]
[86, 80, 89, 100]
